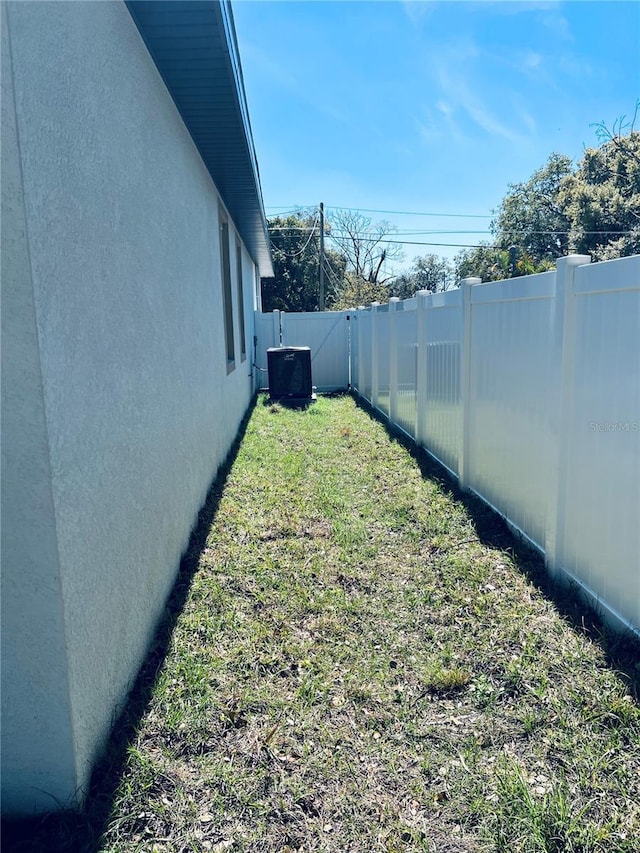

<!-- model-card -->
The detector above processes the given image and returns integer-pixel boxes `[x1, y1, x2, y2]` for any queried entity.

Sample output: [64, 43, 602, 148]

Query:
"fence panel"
[396, 304, 418, 439]
[280, 310, 349, 392]
[254, 310, 280, 390]
[373, 304, 391, 416]
[422, 289, 463, 477]
[559, 257, 640, 630]
[467, 273, 556, 550]
[357, 309, 372, 402]
[350, 311, 360, 394]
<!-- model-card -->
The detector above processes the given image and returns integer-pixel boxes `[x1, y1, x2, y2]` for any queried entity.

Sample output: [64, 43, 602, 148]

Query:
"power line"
[265, 205, 315, 212]
[270, 224, 639, 237]
[266, 204, 637, 232]
[327, 232, 636, 251]
[494, 229, 636, 236]
[327, 234, 488, 249]
[329, 228, 635, 237]
[323, 252, 344, 284]
[367, 229, 493, 236]
[270, 227, 487, 250]
[270, 213, 319, 258]
[323, 259, 343, 290]
[378, 239, 487, 249]
[266, 206, 637, 256]
[269, 225, 316, 232]
[288, 219, 319, 256]
[326, 205, 494, 219]
[266, 204, 494, 218]
[323, 227, 493, 237]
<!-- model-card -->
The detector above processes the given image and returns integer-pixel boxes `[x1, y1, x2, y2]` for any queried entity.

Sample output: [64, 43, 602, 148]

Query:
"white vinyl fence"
[253, 309, 281, 390]
[351, 255, 640, 636]
[254, 309, 350, 393]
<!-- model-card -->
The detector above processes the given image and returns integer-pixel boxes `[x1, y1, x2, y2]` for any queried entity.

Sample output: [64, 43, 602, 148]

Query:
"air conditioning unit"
[267, 346, 313, 400]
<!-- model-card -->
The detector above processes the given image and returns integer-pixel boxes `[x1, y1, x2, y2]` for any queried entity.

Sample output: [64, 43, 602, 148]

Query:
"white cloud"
[414, 29, 555, 150]
[464, 1, 563, 17]
[402, 0, 439, 27]
[434, 63, 527, 145]
[558, 54, 594, 79]
[517, 108, 537, 134]
[523, 51, 543, 71]
[241, 38, 351, 125]
[240, 40, 300, 93]
[416, 97, 464, 146]
[541, 11, 573, 41]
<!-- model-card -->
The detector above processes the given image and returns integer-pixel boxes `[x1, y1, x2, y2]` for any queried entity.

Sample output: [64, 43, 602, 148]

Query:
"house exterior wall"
[1, 1, 258, 814]
[1, 3, 79, 812]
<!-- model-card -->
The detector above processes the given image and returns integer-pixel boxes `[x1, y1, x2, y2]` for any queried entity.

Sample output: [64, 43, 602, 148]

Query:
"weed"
[420, 665, 472, 696]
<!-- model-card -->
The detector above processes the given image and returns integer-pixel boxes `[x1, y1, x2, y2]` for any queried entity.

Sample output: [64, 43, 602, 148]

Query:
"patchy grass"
[6, 393, 640, 853]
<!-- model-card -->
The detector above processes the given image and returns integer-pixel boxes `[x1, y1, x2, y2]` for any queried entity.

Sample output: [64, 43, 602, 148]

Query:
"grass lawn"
[6, 394, 640, 852]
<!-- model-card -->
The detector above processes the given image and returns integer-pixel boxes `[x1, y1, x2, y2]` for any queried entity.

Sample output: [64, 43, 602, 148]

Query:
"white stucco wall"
[1, 1, 258, 814]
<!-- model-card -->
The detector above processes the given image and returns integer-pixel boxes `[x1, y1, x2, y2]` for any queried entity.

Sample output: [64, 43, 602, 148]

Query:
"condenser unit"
[267, 346, 314, 400]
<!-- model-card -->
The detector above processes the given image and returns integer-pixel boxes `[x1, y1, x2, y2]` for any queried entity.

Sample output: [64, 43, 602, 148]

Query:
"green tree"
[454, 244, 511, 282]
[456, 115, 639, 281]
[492, 153, 574, 263]
[262, 211, 346, 312]
[454, 244, 554, 282]
[560, 119, 640, 260]
[391, 254, 455, 298]
[329, 272, 390, 310]
[489, 109, 639, 269]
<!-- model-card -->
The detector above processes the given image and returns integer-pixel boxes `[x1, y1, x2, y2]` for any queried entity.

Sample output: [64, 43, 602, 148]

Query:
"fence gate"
[253, 310, 350, 393]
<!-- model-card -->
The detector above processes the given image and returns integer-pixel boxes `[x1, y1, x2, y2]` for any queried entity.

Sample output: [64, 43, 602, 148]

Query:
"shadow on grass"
[260, 389, 348, 410]
[352, 392, 640, 700]
[1, 397, 258, 853]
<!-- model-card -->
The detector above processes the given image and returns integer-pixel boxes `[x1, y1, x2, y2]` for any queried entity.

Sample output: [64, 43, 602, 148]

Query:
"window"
[220, 213, 235, 369]
[236, 243, 246, 361]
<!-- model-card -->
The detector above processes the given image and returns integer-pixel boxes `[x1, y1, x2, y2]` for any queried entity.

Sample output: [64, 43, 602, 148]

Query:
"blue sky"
[233, 1, 640, 269]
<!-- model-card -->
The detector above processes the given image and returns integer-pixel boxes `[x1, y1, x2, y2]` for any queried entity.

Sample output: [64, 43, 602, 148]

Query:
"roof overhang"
[126, 0, 274, 278]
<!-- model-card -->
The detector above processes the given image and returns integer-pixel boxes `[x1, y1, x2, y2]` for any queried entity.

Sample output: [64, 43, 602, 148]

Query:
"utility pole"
[318, 202, 325, 311]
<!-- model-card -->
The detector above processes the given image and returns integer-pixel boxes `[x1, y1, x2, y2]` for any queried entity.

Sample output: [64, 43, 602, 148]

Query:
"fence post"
[371, 302, 380, 410]
[458, 277, 481, 491]
[388, 298, 401, 424]
[415, 290, 431, 447]
[545, 254, 591, 577]
[272, 309, 281, 347]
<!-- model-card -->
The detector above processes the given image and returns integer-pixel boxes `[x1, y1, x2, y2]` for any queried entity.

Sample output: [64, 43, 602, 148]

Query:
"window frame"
[236, 242, 247, 363]
[219, 211, 235, 373]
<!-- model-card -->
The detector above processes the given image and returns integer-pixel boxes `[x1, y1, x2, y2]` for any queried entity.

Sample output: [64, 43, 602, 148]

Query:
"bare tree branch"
[327, 210, 403, 285]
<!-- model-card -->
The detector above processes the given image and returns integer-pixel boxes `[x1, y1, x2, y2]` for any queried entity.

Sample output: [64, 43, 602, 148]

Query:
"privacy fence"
[350, 255, 639, 636]
[254, 308, 350, 393]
